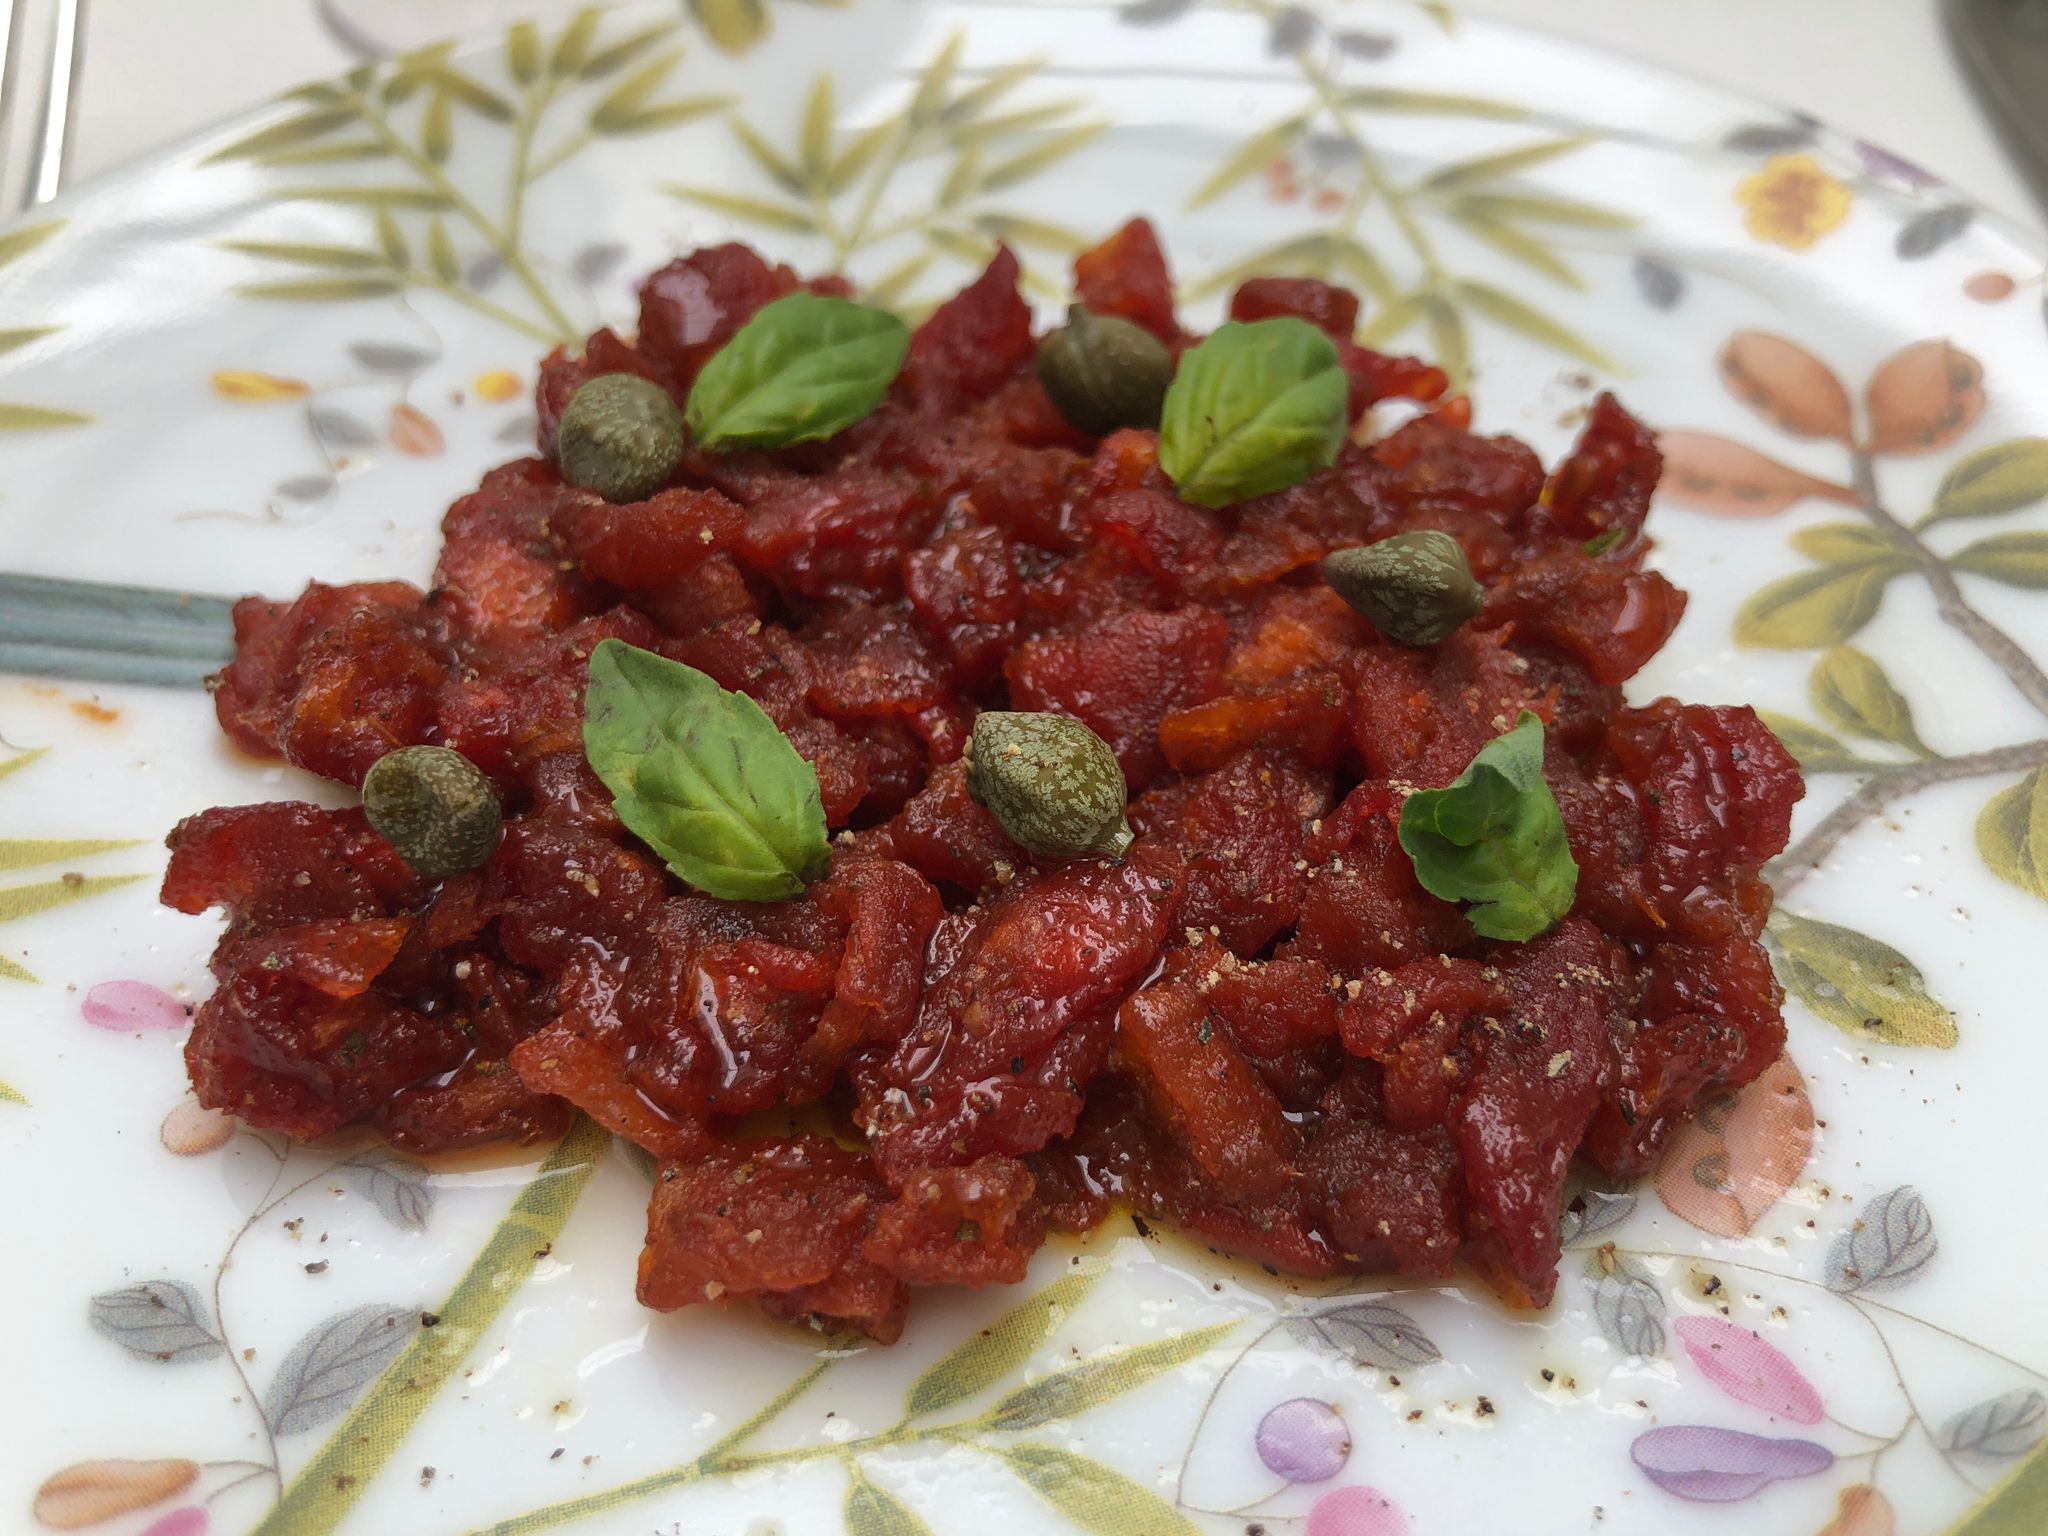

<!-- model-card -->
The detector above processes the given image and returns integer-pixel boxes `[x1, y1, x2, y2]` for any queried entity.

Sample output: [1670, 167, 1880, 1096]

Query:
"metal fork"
[0, 0, 88, 210]
[0, 573, 237, 688]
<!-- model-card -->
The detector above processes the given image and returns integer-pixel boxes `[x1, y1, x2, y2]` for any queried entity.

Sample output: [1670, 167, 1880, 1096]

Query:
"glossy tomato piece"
[640, 1136, 907, 1341]
[902, 247, 1036, 405]
[1073, 218, 1178, 341]
[1155, 749, 1332, 954]
[1006, 606, 1228, 788]
[1453, 919, 1626, 1306]
[864, 1157, 1046, 1286]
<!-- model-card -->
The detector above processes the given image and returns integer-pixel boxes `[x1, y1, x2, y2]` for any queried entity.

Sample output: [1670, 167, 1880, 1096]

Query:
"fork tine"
[0, 638, 226, 689]
[0, 0, 30, 209]
[28, 0, 85, 206]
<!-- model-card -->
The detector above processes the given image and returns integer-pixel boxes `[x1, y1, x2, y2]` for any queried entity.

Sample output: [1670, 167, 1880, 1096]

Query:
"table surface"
[1, 0, 2042, 235]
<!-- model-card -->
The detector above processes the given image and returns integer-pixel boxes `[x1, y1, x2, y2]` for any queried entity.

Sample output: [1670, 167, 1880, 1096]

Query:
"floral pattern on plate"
[5, 2, 2048, 1533]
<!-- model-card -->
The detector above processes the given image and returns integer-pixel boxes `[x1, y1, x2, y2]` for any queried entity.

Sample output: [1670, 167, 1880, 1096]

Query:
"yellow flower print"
[474, 369, 523, 403]
[210, 370, 310, 403]
[1734, 153, 1852, 251]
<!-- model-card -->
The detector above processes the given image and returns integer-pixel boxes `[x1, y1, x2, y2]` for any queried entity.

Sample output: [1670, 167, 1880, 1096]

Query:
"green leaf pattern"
[976, 1320, 1242, 1432]
[1768, 911, 1959, 1050]
[997, 1444, 1205, 1536]
[1682, 324, 2048, 1065]
[662, 32, 1108, 313]
[208, 12, 738, 346]
[1755, 711, 1869, 774]
[1181, 24, 1630, 387]
[1808, 646, 1930, 756]
[1735, 562, 1905, 649]
[844, 1473, 938, 1536]
[904, 1265, 1102, 1418]
[1951, 530, 2048, 588]
[1977, 767, 2048, 904]
[1926, 439, 2048, 526]
[0, 751, 147, 1097]
[0, 220, 89, 430]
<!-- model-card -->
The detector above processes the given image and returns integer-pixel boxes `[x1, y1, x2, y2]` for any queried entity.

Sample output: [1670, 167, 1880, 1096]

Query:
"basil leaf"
[1157, 316, 1348, 508]
[582, 639, 829, 901]
[685, 292, 908, 450]
[1397, 712, 1577, 942]
[1583, 527, 1626, 557]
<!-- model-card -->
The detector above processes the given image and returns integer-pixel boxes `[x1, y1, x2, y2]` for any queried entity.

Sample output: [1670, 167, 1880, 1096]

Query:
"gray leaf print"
[1938, 1389, 2047, 1464]
[341, 1147, 435, 1232]
[1722, 120, 1818, 154]
[573, 242, 630, 285]
[89, 1279, 225, 1363]
[350, 340, 436, 374]
[264, 1304, 418, 1436]
[1895, 204, 1974, 260]
[1560, 1171, 1638, 1244]
[1266, 6, 1319, 55]
[1630, 255, 1685, 312]
[1117, 0, 1196, 23]
[1587, 1256, 1665, 1357]
[1334, 30, 1396, 60]
[1284, 1299, 1441, 1370]
[309, 405, 378, 451]
[276, 474, 338, 503]
[1824, 1186, 1936, 1294]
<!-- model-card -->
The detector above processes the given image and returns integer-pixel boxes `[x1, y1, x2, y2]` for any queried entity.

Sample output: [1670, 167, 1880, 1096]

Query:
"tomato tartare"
[164, 222, 1801, 1341]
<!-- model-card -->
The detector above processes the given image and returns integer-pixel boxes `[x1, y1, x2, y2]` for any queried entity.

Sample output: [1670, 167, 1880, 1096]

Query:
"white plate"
[3, 3, 2046, 1532]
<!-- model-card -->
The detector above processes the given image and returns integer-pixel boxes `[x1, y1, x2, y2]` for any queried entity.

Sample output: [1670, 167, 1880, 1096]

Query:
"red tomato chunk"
[165, 225, 1801, 1335]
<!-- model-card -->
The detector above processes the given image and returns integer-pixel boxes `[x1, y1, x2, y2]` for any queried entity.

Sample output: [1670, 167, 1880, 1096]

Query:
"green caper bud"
[362, 745, 502, 879]
[1034, 305, 1174, 437]
[965, 711, 1133, 861]
[557, 373, 684, 503]
[1322, 531, 1484, 648]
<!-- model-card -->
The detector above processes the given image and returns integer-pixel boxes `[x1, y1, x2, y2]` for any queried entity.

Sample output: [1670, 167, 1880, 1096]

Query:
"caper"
[1322, 530, 1483, 648]
[1035, 305, 1174, 437]
[362, 745, 502, 879]
[964, 711, 1133, 861]
[557, 373, 684, 503]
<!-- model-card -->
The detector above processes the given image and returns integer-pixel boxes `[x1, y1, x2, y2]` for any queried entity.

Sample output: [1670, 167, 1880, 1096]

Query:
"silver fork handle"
[0, 572, 239, 690]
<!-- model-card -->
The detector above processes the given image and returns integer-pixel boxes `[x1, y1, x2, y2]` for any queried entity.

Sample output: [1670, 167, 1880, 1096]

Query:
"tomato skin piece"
[1075, 217, 1178, 342]
[1117, 982, 1298, 1201]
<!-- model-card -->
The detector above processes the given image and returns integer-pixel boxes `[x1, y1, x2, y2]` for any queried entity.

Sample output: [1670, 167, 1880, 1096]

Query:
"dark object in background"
[1948, 0, 2048, 216]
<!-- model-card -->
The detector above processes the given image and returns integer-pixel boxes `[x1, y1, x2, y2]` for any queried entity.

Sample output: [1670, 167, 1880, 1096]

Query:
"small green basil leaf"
[582, 638, 829, 901]
[1158, 316, 1348, 508]
[1583, 527, 1626, 557]
[685, 292, 909, 450]
[1397, 712, 1577, 942]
